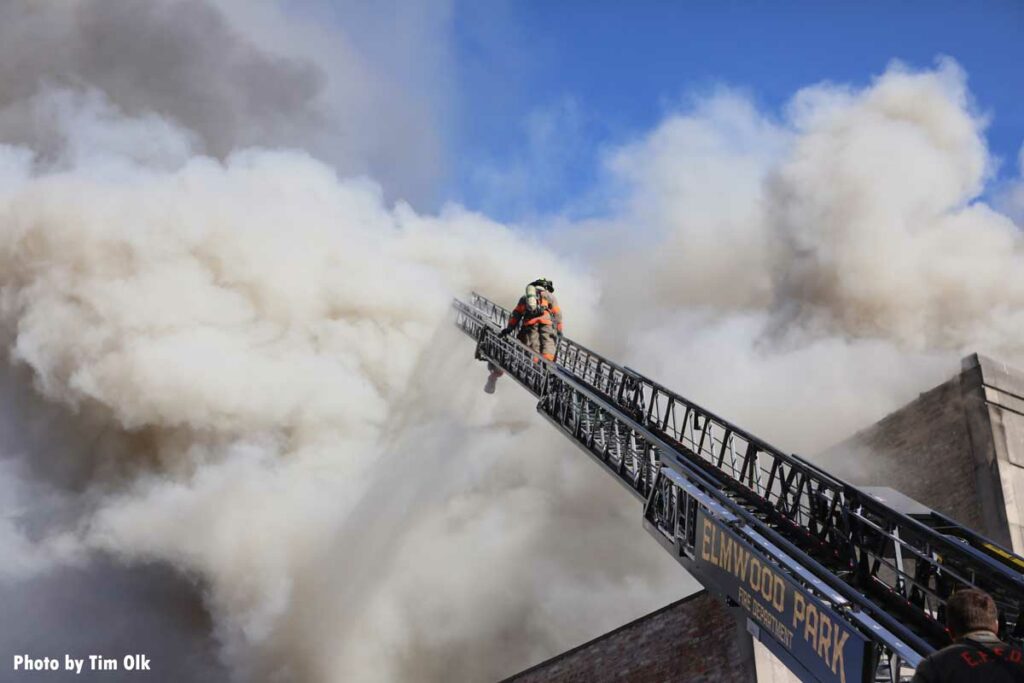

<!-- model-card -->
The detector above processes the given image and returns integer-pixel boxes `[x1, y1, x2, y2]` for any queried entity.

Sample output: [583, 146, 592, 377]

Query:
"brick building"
[504, 592, 754, 683]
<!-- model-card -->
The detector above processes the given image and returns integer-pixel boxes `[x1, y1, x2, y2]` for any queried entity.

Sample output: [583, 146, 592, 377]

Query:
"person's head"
[946, 588, 999, 638]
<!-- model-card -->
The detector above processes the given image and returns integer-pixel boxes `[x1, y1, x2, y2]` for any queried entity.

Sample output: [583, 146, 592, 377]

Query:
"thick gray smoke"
[1, 4, 1023, 682]
[0, 3, 689, 681]
[0, 99, 684, 680]
[0, 0, 450, 205]
[589, 58, 1024, 452]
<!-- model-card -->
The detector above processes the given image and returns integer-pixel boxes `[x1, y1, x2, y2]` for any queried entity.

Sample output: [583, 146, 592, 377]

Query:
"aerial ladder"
[454, 292, 1024, 683]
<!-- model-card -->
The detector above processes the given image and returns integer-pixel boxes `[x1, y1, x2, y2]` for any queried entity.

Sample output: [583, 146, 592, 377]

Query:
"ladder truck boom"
[454, 293, 1024, 683]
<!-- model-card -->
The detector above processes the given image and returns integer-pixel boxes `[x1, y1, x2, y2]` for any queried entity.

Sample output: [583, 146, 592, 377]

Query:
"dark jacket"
[911, 631, 1024, 683]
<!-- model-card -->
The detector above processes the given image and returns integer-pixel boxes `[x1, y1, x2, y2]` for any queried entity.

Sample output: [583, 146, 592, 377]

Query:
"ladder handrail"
[455, 293, 1024, 682]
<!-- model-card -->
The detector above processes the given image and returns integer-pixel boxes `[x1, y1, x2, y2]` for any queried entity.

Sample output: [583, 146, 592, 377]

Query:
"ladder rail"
[460, 293, 1024, 626]
[455, 294, 1024, 681]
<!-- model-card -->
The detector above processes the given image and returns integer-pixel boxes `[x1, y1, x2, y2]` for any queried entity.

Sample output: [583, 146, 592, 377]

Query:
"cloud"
[468, 97, 594, 220]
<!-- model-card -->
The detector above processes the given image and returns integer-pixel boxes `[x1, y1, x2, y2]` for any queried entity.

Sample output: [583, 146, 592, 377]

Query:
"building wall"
[821, 372, 984, 530]
[503, 591, 755, 683]
[824, 353, 1024, 552]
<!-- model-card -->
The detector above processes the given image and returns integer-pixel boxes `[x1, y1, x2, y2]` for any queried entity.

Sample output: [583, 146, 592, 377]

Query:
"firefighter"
[911, 588, 1024, 682]
[484, 278, 563, 394]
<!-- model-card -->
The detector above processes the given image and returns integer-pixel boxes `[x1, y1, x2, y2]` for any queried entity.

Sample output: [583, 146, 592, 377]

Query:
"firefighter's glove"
[498, 327, 513, 339]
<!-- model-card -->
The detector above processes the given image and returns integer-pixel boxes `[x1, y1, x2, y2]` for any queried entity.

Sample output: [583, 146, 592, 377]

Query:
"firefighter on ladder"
[484, 278, 563, 394]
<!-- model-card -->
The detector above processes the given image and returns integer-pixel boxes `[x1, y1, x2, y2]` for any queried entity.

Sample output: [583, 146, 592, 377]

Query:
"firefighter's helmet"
[531, 277, 554, 293]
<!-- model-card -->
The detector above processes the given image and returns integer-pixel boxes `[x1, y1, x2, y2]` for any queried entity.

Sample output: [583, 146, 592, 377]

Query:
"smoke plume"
[593, 58, 1023, 452]
[0, 4, 690, 681]
[0, 0, 450, 205]
[1, 3, 1023, 682]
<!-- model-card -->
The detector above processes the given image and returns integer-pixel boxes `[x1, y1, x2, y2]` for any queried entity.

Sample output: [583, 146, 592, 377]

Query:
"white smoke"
[0, 0, 450, 205]
[594, 59, 1024, 452]
[997, 145, 1024, 225]
[2, 4, 1024, 681]
[0, 79, 688, 681]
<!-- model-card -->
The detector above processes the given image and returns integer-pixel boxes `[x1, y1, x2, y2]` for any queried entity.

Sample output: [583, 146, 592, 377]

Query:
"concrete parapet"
[960, 353, 1024, 552]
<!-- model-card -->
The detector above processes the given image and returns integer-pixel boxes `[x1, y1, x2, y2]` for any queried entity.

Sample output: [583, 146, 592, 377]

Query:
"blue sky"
[444, 1, 1024, 221]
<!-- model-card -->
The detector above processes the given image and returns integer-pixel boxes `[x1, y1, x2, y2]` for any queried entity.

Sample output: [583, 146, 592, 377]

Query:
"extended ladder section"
[454, 293, 1024, 683]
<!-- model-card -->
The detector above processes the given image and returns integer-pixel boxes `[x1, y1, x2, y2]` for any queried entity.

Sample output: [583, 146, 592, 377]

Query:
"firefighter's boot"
[484, 370, 500, 394]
